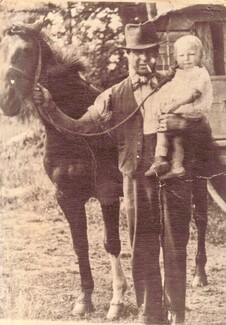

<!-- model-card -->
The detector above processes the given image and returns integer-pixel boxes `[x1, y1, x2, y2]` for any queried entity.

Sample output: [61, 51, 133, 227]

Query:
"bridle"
[7, 24, 177, 138]
[7, 26, 42, 88]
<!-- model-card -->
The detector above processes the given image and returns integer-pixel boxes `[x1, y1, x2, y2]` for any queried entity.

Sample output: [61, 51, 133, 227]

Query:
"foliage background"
[0, 1, 159, 90]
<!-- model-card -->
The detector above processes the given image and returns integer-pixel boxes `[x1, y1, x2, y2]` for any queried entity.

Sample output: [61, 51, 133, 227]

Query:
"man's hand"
[158, 114, 188, 132]
[33, 84, 53, 109]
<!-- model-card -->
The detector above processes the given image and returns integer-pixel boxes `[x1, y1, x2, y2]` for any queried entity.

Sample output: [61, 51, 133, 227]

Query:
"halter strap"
[9, 65, 32, 80]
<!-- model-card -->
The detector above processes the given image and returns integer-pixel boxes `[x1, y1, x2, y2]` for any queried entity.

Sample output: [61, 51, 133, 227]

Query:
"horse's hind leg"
[56, 191, 94, 315]
[192, 178, 208, 287]
[101, 200, 127, 320]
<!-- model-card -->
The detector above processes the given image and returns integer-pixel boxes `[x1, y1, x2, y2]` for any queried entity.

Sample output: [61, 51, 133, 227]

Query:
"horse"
[0, 19, 210, 319]
[0, 20, 127, 320]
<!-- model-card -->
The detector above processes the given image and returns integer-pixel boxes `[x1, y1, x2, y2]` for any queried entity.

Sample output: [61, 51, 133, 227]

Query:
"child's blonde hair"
[174, 35, 203, 62]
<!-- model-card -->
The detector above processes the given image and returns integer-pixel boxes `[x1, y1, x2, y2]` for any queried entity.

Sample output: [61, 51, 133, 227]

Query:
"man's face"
[127, 47, 159, 75]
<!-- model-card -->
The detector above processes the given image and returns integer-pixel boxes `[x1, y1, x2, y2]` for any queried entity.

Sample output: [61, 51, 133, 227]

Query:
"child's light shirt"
[157, 66, 213, 117]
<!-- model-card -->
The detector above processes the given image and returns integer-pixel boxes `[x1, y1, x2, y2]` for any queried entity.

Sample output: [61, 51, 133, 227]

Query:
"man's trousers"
[123, 134, 191, 323]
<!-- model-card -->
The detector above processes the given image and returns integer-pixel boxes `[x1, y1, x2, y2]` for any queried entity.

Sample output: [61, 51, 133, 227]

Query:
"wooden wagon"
[154, 4, 226, 210]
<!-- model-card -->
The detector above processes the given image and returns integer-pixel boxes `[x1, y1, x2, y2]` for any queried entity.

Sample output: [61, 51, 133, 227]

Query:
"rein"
[46, 71, 176, 138]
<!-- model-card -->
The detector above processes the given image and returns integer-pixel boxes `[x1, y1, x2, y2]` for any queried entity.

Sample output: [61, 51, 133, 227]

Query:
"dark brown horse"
[0, 20, 127, 320]
[0, 19, 211, 320]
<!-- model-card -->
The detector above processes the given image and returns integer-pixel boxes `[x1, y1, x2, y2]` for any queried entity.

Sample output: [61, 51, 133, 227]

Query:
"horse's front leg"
[101, 200, 127, 320]
[192, 179, 208, 287]
[56, 187, 94, 315]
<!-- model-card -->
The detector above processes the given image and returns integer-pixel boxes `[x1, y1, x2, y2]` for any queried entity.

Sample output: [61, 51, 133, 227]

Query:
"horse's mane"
[44, 39, 85, 78]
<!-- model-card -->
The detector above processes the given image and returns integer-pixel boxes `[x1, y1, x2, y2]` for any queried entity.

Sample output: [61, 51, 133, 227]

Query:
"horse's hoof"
[192, 274, 208, 287]
[168, 311, 185, 325]
[71, 301, 94, 316]
[106, 302, 124, 321]
[71, 292, 94, 316]
[192, 264, 208, 287]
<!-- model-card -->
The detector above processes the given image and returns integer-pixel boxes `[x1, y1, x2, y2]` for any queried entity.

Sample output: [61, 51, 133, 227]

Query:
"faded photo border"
[0, 1, 226, 325]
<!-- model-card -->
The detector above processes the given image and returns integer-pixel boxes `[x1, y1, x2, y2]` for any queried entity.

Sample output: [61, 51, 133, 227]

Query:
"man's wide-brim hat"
[122, 21, 164, 50]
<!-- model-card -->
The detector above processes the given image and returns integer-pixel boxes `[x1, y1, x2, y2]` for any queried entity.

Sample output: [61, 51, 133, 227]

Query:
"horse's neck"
[41, 73, 98, 120]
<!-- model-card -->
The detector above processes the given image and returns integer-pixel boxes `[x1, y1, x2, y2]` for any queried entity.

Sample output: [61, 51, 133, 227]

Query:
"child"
[145, 35, 213, 178]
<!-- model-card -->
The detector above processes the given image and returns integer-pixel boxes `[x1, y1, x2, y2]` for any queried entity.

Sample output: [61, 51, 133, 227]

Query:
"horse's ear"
[32, 18, 45, 33]
[33, 18, 51, 33]
[10, 18, 51, 36]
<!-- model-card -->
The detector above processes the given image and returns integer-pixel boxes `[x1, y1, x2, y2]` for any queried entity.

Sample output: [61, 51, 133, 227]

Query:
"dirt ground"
[0, 117, 225, 324]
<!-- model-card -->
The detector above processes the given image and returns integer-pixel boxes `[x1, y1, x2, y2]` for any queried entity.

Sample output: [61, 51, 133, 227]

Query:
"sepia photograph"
[0, 1, 225, 324]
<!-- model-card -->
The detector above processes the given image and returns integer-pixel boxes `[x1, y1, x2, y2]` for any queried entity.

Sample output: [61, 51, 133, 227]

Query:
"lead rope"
[39, 69, 177, 138]
[33, 39, 42, 87]
[42, 84, 160, 138]
[155, 173, 168, 321]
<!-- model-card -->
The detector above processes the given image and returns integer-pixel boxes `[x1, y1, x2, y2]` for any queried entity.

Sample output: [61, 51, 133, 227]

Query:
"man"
[33, 21, 202, 324]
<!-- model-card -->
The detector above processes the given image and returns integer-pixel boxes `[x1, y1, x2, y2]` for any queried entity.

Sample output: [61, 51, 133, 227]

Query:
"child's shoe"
[160, 161, 185, 180]
[145, 157, 170, 177]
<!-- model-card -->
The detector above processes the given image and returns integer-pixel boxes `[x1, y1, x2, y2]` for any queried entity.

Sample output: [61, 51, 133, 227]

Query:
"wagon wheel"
[207, 180, 226, 213]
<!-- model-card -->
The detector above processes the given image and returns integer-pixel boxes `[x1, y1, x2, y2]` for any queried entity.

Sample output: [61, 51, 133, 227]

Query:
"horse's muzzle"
[0, 87, 22, 116]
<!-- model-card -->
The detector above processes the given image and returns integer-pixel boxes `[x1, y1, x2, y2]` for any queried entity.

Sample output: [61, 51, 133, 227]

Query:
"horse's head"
[0, 19, 51, 116]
